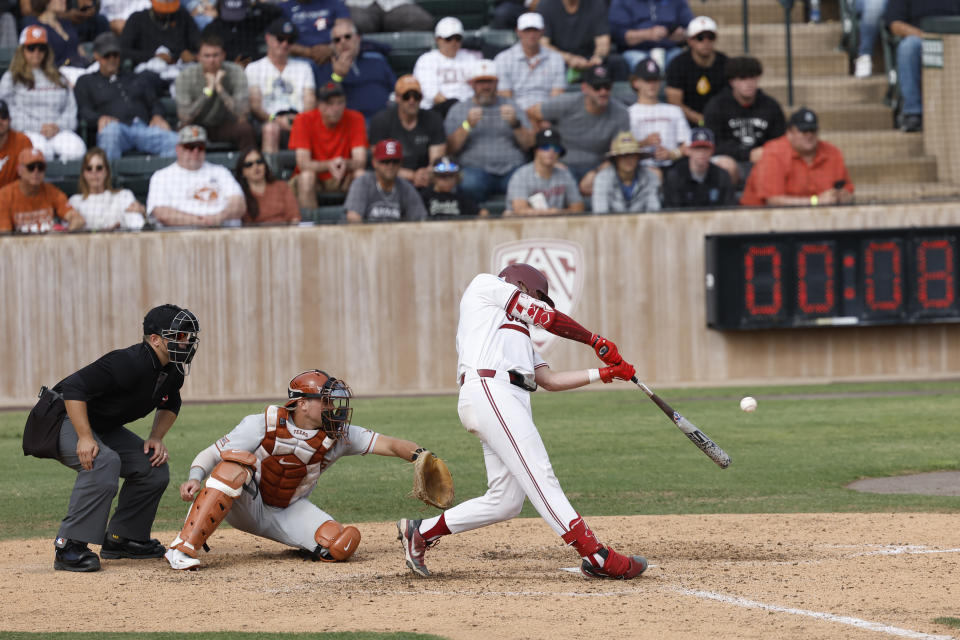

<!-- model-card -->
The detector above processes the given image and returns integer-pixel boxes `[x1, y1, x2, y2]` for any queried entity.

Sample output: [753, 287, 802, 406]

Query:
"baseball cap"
[266, 17, 298, 39]
[178, 125, 208, 144]
[470, 59, 498, 81]
[689, 127, 716, 148]
[582, 65, 613, 88]
[535, 128, 565, 156]
[632, 58, 661, 81]
[394, 74, 421, 96]
[317, 81, 345, 101]
[143, 304, 186, 335]
[19, 25, 47, 46]
[687, 16, 718, 38]
[374, 139, 403, 161]
[218, 0, 248, 22]
[517, 12, 544, 31]
[152, 0, 180, 13]
[432, 156, 460, 175]
[789, 107, 819, 132]
[92, 32, 121, 56]
[19, 147, 44, 165]
[435, 16, 463, 39]
[0, 99, 9, 120]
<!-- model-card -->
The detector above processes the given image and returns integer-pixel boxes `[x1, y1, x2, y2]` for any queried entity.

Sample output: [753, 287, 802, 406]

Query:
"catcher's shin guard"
[313, 520, 361, 562]
[171, 451, 256, 559]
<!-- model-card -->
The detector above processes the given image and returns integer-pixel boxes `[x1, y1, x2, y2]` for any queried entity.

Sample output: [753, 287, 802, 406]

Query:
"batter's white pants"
[226, 491, 334, 552]
[443, 376, 578, 537]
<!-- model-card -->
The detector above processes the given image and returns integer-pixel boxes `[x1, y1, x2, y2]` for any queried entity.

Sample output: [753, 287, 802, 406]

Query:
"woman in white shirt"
[68, 148, 147, 230]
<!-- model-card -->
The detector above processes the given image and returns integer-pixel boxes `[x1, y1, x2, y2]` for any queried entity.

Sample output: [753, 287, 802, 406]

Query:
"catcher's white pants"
[443, 376, 578, 537]
[226, 491, 333, 551]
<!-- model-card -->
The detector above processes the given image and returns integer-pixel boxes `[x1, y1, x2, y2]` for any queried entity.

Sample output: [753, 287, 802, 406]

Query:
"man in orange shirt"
[0, 100, 34, 191]
[0, 148, 84, 234]
[740, 107, 854, 207]
[289, 81, 368, 209]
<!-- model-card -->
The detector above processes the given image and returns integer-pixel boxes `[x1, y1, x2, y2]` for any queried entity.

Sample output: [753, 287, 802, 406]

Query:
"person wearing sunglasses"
[0, 99, 34, 190]
[67, 147, 147, 230]
[276, 0, 349, 66]
[233, 146, 300, 224]
[315, 18, 395, 121]
[665, 16, 728, 127]
[246, 18, 316, 154]
[412, 16, 480, 116]
[505, 127, 584, 216]
[21, 0, 91, 68]
[344, 138, 426, 222]
[368, 74, 445, 189]
[0, 26, 87, 162]
[0, 147, 84, 233]
[608, 0, 694, 74]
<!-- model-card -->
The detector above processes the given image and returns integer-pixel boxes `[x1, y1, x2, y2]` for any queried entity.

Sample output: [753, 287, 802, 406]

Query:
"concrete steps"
[762, 75, 887, 106]
[830, 130, 924, 161]
[847, 156, 939, 184]
[855, 182, 960, 204]
[814, 104, 894, 131]
[697, 0, 804, 26]
[717, 23, 843, 56]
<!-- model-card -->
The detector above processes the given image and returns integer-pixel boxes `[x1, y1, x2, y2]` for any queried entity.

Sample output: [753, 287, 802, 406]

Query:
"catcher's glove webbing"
[411, 448, 454, 509]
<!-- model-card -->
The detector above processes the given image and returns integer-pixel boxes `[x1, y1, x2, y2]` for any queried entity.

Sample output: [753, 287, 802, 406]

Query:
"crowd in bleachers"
[0, 0, 869, 234]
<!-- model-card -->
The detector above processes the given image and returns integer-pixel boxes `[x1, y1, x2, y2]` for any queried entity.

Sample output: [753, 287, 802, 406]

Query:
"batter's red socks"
[419, 513, 450, 542]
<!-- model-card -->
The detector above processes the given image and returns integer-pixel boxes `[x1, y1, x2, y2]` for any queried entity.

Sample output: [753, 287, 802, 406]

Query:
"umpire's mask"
[144, 304, 201, 375]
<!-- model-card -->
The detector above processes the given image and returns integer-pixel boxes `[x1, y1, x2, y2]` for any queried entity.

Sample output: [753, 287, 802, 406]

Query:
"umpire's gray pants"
[56, 417, 169, 544]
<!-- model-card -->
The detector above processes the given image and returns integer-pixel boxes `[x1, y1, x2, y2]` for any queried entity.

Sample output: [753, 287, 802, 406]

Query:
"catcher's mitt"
[411, 449, 454, 509]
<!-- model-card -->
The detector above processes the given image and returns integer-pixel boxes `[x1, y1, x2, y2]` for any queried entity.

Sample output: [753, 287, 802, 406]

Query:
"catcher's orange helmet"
[287, 370, 353, 439]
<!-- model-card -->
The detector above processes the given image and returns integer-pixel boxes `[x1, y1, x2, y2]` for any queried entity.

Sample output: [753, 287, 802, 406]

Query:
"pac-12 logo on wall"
[492, 239, 584, 353]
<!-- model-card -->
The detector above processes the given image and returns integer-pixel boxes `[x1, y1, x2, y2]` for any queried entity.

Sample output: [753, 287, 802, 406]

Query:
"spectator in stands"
[121, 0, 201, 84]
[444, 59, 534, 203]
[608, 0, 693, 73]
[185, 0, 216, 29]
[0, 100, 34, 190]
[315, 17, 394, 121]
[884, 0, 960, 132]
[494, 12, 565, 111]
[0, 147, 84, 233]
[852, 0, 888, 78]
[344, 138, 426, 222]
[175, 31, 255, 149]
[290, 80, 367, 208]
[538, 0, 624, 81]
[75, 32, 180, 159]
[246, 18, 316, 154]
[0, 1, 16, 49]
[59, 0, 109, 50]
[233, 146, 300, 225]
[662, 126, 736, 209]
[413, 17, 482, 117]
[419, 155, 488, 219]
[590, 130, 659, 214]
[279, 0, 349, 67]
[68, 147, 147, 230]
[628, 58, 689, 171]
[505, 127, 583, 216]
[146, 124, 245, 225]
[741, 107, 854, 207]
[368, 74, 445, 189]
[665, 16, 727, 126]
[526, 64, 629, 191]
[204, 0, 283, 65]
[0, 26, 86, 161]
[22, 0, 90, 68]
[703, 55, 785, 186]
[99, 0, 150, 35]
[344, 0, 432, 34]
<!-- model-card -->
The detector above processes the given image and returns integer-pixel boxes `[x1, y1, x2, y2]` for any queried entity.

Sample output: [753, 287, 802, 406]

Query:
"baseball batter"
[165, 369, 426, 570]
[397, 263, 646, 579]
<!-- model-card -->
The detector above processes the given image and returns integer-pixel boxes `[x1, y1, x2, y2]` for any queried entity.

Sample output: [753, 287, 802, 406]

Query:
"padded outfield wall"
[3, 203, 960, 405]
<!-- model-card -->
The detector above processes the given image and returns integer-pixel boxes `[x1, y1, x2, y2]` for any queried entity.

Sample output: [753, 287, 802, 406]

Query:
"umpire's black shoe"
[100, 533, 166, 559]
[54, 537, 101, 572]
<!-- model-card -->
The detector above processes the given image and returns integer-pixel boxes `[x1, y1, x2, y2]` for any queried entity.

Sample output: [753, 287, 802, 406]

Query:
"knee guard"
[313, 520, 361, 562]
[561, 515, 602, 558]
[171, 450, 256, 558]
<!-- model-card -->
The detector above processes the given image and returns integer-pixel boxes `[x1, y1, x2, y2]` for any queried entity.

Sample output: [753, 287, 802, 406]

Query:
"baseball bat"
[631, 377, 731, 468]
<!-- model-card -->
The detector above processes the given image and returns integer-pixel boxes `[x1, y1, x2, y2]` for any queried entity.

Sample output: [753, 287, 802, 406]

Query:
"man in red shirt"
[740, 107, 854, 207]
[0, 100, 34, 191]
[289, 81, 368, 209]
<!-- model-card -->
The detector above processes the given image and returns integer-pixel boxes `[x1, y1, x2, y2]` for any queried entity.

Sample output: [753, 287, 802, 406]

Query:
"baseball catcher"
[165, 369, 446, 570]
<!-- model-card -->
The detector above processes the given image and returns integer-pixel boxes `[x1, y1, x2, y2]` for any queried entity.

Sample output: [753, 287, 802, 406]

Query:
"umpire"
[46, 304, 200, 572]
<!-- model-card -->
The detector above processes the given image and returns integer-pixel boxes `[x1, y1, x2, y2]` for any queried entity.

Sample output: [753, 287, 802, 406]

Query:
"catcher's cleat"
[100, 533, 166, 559]
[54, 538, 101, 572]
[165, 547, 201, 570]
[396, 518, 431, 577]
[580, 547, 647, 580]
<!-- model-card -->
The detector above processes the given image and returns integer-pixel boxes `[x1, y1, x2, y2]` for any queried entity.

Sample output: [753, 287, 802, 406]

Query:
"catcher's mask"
[143, 304, 200, 376]
[286, 369, 353, 440]
[498, 263, 555, 307]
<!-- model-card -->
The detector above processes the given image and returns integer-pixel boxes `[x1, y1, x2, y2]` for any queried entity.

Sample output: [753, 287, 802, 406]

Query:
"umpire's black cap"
[144, 304, 189, 335]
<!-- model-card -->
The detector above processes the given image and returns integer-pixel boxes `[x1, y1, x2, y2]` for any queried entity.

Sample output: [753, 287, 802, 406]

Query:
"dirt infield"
[3, 513, 959, 640]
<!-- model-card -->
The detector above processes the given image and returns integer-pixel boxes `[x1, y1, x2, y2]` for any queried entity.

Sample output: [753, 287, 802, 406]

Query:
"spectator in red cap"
[0, 147, 84, 233]
[0, 99, 34, 190]
[344, 138, 426, 222]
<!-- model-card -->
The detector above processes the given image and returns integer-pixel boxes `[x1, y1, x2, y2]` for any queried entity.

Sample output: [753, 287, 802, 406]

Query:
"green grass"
[3, 380, 960, 541]
[934, 617, 960, 629]
[0, 634, 441, 640]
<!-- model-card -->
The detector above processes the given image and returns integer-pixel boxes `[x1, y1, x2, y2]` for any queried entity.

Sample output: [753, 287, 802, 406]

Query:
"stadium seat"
[265, 150, 297, 180]
[112, 155, 174, 201]
[481, 197, 505, 217]
[364, 31, 434, 76]
[0, 46, 14, 74]
[205, 151, 241, 170]
[301, 205, 344, 224]
[475, 27, 517, 58]
[45, 159, 83, 197]
[416, 0, 487, 29]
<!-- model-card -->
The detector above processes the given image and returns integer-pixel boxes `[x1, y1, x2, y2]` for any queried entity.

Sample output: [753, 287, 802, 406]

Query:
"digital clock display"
[705, 228, 959, 330]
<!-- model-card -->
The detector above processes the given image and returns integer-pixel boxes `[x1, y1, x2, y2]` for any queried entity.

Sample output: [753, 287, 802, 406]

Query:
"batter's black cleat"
[100, 533, 166, 559]
[396, 518, 431, 577]
[580, 547, 648, 580]
[54, 537, 101, 572]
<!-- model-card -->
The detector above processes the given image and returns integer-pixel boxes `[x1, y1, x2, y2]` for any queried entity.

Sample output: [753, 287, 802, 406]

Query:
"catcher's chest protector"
[257, 406, 333, 508]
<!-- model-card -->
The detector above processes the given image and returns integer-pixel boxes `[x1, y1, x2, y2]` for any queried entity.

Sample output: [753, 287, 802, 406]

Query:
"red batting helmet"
[287, 369, 353, 440]
[498, 263, 555, 307]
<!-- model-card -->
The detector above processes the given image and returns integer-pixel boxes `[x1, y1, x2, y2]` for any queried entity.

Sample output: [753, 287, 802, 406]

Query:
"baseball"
[740, 396, 757, 412]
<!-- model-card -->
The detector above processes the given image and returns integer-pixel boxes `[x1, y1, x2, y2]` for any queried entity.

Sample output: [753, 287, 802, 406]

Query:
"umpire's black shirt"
[54, 342, 184, 433]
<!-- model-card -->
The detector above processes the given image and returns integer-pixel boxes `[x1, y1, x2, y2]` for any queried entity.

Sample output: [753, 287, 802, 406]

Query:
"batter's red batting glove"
[590, 334, 622, 366]
[599, 360, 635, 383]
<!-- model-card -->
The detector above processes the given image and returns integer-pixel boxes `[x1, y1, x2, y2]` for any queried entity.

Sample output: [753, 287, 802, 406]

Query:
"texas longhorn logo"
[492, 239, 584, 353]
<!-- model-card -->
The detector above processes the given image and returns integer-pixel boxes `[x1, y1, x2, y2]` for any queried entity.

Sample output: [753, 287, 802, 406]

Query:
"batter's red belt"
[458, 369, 537, 392]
